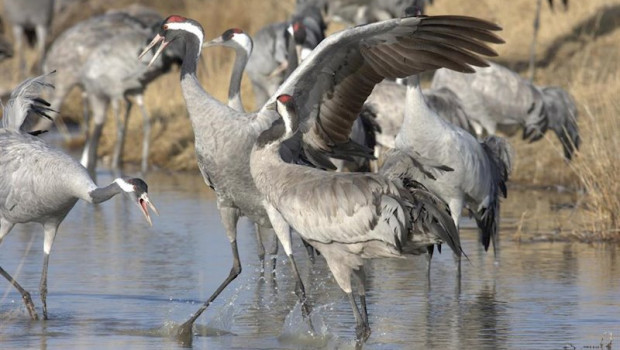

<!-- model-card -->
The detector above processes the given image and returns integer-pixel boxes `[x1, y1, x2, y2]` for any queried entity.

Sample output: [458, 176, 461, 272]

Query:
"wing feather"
[261, 15, 501, 161]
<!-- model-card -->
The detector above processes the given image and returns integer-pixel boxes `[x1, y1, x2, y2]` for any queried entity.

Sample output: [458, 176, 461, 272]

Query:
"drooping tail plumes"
[402, 178, 462, 258]
[2, 72, 56, 132]
[541, 86, 580, 160]
[477, 135, 512, 251]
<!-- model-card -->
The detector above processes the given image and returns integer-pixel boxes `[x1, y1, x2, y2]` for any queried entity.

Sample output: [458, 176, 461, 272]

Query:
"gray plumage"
[3, 0, 54, 78]
[309, 0, 431, 25]
[392, 75, 512, 274]
[366, 80, 476, 155]
[332, 103, 382, 172]
[78, 9, 183, 174]
[41, 7, 183, 174]
[39, 10, 151, 133]
[245, 3, 326, 107]
[251, 95, 459, 342]
[431, 61, 580, 160]
[141, 14, 502, 340]
[0, 73, 157, 320]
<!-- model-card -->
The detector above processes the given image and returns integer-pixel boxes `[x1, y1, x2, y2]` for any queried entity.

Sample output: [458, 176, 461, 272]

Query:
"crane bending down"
[431, 61, 579, 160]
[0, 74, 158, 320]
[140, 13, 502, 341]
[251, 94, 460, 342]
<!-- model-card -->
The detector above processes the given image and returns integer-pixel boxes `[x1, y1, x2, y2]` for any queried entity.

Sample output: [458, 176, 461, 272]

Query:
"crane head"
[203, 28, 253, 54]
[115, 178, 159, 226]
[139, 15, 205, 68]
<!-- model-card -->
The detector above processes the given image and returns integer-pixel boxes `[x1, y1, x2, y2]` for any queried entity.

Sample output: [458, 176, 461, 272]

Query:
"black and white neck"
[165, 19, 205, 78]
[226, 30, 253, 111]
[255, 95, 299, 149]
[89, 178, 136, 204]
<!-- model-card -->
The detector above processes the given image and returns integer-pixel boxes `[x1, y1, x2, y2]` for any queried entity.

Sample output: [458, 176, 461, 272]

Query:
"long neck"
[89, 182, 123, 204]
[180, 35, 202, 78]
[228, 47, 249, 112]
[250, 140, 290, 203]
[179, 34, 230, 131]
[398, 75, 444, 144]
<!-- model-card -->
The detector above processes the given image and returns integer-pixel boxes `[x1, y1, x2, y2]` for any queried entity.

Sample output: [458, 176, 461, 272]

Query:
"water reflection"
[0, 171, 618, 349]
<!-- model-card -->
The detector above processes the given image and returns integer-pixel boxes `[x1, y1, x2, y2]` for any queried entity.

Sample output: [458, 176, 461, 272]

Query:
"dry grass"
[0, 0, 619, 239]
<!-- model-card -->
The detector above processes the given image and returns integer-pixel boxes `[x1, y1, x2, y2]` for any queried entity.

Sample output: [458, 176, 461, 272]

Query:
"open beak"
[265, 101, 277, 111]
[203, 36, 223, 48]
[137, 193, 159, 226]
[139, 34, 169, 68]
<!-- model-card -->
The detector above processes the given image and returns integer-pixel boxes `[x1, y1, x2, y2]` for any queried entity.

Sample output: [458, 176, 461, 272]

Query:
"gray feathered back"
[2, 73, 55, 132]
[424, 87, 477, 135]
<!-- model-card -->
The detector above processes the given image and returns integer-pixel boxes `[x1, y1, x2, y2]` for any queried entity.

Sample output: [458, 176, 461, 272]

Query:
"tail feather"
[477, 135, 512, 251]
[403, 179, 462, 257]
[2, 72, 56, 132]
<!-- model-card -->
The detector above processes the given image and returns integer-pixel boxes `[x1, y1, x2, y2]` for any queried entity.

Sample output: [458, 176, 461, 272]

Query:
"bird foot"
[355, 324, 371, 343]
[175, 320, 194, 346]
[22, 292, 39, 320]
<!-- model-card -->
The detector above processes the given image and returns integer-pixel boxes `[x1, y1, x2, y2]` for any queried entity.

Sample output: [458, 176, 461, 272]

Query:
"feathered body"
[0, 74, 156, 320]
[396, 76, 511, 255]
[431, 61, 579, 159]
[367, 80, 476, 153]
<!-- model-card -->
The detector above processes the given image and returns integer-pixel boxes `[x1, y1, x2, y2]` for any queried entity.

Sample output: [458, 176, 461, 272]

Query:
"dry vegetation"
[0, 0, 618, 240]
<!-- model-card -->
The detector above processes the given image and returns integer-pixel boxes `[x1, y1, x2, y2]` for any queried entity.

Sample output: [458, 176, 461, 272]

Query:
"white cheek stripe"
[277, 102, 293, 135]
[114, 178, 135, 192]
[233, 34, 253, 54]
[167, 22, 204, 48]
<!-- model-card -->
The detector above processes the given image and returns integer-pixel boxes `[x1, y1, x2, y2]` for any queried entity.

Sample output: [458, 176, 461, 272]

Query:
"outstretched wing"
[2, 73, 56, 132]
[261, 15, 503, 160]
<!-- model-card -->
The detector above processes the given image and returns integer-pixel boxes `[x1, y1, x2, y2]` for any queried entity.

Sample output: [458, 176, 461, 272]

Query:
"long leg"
[12, 25, 24, 80]
[352, 267, 368, 325]
[81, 95, 108, 178]
[81, 91, 90, 135]
[269, 230, 279, 274]
[448, 198, 463, 280]
[40, 222, 58, 320]
[255, 223, 266, 270]
[135, 95, 151, 173]
[265, 204, 312, 318]
[529, 0, 543, 81]
[302, 239, 316, 264]
[0, 221, 38, 320]
[176, 206, 241, 339]
[426, 245, 434, 281]
[112, 98, 131, 171]
[34, 25, 47, 74]
[347, 293, 370, 343]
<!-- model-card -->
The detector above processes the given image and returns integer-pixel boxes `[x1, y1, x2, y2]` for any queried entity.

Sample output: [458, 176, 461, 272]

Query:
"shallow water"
[0, 170, 618, 350]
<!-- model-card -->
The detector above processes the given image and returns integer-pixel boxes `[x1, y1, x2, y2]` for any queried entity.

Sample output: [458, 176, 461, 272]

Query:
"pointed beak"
[138, 193, 159, 226]
[265, 101, 277, 111]
[203, 36, 223, 48]
[139, 34, 169, 68]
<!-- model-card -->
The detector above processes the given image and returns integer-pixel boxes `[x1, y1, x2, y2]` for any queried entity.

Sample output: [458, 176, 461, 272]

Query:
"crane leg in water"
[0, 221, 38, 320]
[265, 205, 313, 321]
[39, 222, 58, 320]
[176, 206, 242, 339]
[136, 95, 151, 173]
